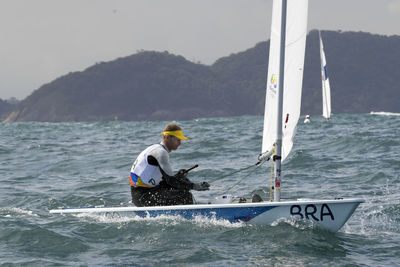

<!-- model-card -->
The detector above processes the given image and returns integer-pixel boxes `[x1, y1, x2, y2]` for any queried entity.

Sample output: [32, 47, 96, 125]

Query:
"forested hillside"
[4, 30, 400, 122]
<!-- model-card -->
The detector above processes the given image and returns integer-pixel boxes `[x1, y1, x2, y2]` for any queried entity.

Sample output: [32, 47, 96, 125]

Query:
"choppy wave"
[1, 114, 399, 265]
[370, 111, 400, 116]
[0, 207, 38, 217]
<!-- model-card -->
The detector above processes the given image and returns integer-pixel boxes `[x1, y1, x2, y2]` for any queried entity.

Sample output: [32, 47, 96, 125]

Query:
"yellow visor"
[162, 130, 189, 140]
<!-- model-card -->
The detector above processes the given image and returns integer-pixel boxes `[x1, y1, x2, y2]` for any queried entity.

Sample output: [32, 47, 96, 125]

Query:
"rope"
[208, 161, 262, 184]
[192, 161, 264, 204]
[220, 161, 264, 195]
[206, 160, 265, 195]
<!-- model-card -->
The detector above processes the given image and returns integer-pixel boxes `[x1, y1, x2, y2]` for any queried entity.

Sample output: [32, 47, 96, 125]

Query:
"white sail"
[319, 31, 331, 119]
[261, 0, 308, 161]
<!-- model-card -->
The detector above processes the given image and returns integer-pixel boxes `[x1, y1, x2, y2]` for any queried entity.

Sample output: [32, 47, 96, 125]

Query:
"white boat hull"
[50, 198, 364, 232]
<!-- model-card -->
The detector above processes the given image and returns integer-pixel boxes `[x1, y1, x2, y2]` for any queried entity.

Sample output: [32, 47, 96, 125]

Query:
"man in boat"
[129, 123, 210, 206]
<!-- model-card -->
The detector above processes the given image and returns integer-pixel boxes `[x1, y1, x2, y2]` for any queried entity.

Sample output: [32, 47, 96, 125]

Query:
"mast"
[274, 0, 287, 202]
[262, 0, 308, 201]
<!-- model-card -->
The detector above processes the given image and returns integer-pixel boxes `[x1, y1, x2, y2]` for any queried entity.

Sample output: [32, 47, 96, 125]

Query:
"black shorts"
[131, 183, 194, 207]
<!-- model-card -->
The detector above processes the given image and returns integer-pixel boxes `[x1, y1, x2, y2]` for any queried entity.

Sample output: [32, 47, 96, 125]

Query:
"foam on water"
[0, 207, 38, 217]
[73, 211, 247, 229]
[370, 111, 400, 116]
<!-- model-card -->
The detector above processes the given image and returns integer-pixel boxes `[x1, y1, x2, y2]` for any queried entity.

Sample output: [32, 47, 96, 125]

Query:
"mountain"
[0, 99, 15, 120]
[5, 52, 227, 122]
[4, 30, 400, 122]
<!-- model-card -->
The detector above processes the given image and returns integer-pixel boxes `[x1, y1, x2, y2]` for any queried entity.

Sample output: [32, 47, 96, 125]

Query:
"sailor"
[129, 123, 210, 206]
[304, 115, 311, 123]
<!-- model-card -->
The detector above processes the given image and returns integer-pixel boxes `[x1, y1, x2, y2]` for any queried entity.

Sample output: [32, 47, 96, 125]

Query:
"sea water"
[0, 114, 399, 266]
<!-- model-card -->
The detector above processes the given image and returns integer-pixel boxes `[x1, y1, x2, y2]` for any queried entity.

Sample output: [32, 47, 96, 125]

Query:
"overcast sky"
[1, 0, 399, 100]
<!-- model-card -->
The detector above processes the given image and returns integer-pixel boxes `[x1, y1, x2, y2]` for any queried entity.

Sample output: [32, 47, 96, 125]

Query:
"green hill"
[0, 99, 14, 120]
[4, 30, 400, 122]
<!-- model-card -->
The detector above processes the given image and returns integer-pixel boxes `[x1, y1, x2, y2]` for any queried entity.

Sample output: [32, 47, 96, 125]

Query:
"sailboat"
[50, 0, 364, 232]
[319, 31, 332, 119]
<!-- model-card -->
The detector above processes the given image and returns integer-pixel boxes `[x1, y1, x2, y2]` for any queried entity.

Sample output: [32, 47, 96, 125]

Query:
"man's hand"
[192, 182, 210, 191]
[177, 169, 188, 177]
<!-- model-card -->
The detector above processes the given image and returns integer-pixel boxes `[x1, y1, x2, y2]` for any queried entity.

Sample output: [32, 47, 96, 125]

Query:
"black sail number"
[290, 204, 335, 221]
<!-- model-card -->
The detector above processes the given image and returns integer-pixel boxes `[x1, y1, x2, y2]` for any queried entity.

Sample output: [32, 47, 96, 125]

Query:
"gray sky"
[1, 0, 399, 100]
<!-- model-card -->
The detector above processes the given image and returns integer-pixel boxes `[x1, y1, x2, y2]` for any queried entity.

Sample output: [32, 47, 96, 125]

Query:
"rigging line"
[208, 161, 263, 184]
[220, 161, 265, 196]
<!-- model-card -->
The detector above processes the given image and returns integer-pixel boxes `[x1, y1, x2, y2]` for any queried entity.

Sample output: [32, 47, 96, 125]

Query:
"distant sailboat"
[319, 31, 331, 119]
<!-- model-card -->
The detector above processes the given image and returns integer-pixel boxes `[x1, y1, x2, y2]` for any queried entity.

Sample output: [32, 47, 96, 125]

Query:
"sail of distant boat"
[319, 31, 331, 119]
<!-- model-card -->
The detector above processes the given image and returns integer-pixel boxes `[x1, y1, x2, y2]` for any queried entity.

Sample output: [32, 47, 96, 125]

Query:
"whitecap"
[0, 207, 38, 217]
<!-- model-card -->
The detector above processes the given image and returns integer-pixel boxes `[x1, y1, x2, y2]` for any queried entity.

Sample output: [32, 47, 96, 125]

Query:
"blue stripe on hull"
[133, 206, 277, 223]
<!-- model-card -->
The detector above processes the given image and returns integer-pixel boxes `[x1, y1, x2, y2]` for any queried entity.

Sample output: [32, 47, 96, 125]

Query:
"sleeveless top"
[130, 144, 167, 188]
